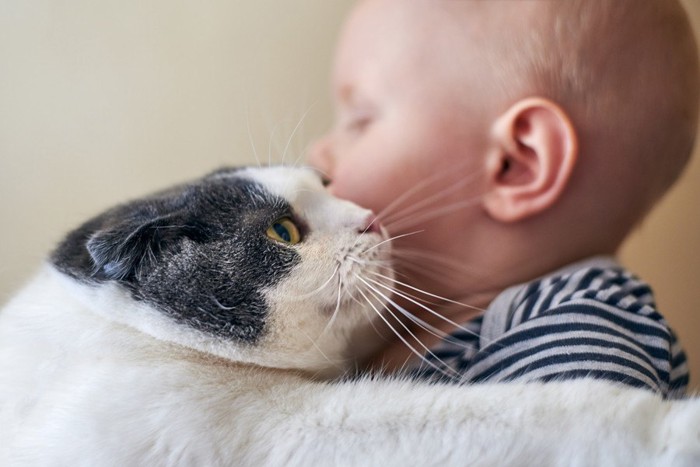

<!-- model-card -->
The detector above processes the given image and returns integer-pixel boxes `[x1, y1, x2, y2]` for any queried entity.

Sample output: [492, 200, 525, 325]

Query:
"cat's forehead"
[214, 166, 324, 201]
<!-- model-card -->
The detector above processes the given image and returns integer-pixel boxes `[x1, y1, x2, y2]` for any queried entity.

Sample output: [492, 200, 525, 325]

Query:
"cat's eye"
[266, 218, 301, 245]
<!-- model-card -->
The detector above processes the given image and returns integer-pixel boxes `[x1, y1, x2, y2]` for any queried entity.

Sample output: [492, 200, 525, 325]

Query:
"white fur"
[1, 167, 698, 465]
[1, 270, 698, 466]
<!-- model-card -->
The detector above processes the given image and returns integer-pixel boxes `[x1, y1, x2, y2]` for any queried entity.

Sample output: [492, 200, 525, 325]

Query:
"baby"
[308, 0, 699, 397]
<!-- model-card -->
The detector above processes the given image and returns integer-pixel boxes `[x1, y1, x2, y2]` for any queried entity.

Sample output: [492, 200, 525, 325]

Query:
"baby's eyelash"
[347, 115, 371, 131]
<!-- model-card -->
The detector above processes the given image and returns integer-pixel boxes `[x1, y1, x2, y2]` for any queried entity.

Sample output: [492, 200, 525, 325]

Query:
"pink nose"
[359, 214, 382, 234]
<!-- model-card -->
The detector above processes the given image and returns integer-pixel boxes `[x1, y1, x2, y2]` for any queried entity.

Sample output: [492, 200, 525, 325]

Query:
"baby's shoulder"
[505, 257, 662, 326]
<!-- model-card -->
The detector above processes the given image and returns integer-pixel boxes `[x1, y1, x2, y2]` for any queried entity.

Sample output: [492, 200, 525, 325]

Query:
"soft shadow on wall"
[0, 0, 699, 390]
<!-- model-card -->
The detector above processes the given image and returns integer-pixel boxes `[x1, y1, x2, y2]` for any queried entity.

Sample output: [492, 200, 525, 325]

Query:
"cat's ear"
[483, 97, 578, 223]
[86, 210, 182, 282]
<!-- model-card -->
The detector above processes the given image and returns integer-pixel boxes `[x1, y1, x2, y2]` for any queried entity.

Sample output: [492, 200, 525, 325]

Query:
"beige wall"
[1, 1, 699, 390]
[620, 0, 700, 391]
[0, 0, 354, 293]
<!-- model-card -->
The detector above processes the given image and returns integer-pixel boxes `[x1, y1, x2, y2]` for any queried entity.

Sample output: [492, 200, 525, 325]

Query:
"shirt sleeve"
[459, 268, 688, 397]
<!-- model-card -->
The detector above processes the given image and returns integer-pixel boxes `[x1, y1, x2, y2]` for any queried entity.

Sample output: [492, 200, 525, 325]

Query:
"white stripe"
[568, 298, 671, 344]
[525, 276, 556, 320]
[465, 312, 671, 378]
[509, 361, 662, 393]
[669, 360, 689, 381]
[480, 343, 661, 385]
[466, 338, 663, 385]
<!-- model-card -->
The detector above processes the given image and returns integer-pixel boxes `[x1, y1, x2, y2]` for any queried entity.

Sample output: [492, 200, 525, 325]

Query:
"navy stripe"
[415, 264, 689, 397]
[542, 303, 671, 339]
[516, 288, 542, 326]
[535, 370, 658, 392]
[577, 268, 604, 291]
[473, 351, 661, 386]
[671, 351, 687, 367]
[537, 277, 569, 315]
[603, 284, 651, 309]
[471, 321, 670, 366]
[449, 329, 482, 341]
[472, 335, 666, 382]
[508, 281, 543, 328]
[428, 349, 467, 360]
[669, 374, 689, 391]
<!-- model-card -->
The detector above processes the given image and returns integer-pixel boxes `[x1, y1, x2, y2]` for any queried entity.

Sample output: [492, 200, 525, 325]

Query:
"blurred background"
[1, 0, 699, 390]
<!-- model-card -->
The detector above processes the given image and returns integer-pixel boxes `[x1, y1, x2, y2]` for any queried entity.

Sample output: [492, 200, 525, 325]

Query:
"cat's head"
[52, 166, 393, 376]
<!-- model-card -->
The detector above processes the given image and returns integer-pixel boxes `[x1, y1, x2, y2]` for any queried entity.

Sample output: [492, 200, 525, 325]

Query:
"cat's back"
[2, 271, 698, 466]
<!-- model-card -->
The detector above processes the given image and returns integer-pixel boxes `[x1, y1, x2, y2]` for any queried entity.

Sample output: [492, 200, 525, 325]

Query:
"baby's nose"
[308, 136, 334, 179]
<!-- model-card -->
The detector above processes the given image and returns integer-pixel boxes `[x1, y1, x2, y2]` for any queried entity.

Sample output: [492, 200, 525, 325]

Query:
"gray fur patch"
[51, 168, 301, 344]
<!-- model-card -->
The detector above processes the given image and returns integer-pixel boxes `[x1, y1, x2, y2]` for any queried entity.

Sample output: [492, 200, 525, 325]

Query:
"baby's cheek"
[329, 169, 385, 214]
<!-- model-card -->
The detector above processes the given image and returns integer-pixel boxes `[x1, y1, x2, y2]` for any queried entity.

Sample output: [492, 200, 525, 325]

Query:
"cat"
[0, 166, 698, 466]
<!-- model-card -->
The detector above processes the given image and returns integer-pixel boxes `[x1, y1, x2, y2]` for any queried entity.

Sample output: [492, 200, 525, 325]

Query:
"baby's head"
[309, 0, 699, 302]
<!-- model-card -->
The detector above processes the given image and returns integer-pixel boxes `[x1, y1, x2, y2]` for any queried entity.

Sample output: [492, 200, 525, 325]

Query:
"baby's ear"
[483, 98, 578, 222]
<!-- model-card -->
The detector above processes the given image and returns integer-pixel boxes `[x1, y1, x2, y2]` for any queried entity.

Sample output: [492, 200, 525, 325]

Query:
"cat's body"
[1, 167, 698, 466]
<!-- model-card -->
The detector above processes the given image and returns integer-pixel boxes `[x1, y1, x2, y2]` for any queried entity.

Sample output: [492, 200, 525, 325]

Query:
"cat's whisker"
[385, 196, 484, 233]
[346, 163, 481, 251]
[349, 280, 391, 344]
[389, 257, 467, 287]
[350, 172, 478, 249]
[324, 277, 344, 333]
[380, 170, 484, 226]
[369, 264, 505, 350]
[391, 247, 488, 277]
[355, 285, 459, 379]
[281, 103, 316, 167]
[358, 277, 460, 360]
[387, 302, 474, 349]
[360, 230, 424, 254]
[389, 255, 507, 307]
[266, 118, 287, 167]
[245, 104, 262, 168]
[348, 256, 412, 282]
[372, 159, 479, 223]
[293, 143, 313, 168]
[384, 252, 472, 286]
[363, 276, 482, 339]
[359, 277, 474, 349]
[298, 326, 346, 374]
[367, 271, 485, 313]
[357, 280, 461, 379]
[287, 264, 340, 300]
[357, 276, 471, 347]
[347, 257, 443, 307]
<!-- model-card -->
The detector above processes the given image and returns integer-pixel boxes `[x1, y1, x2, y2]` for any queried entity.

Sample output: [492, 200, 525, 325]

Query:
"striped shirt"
[414, 257, 689, 398]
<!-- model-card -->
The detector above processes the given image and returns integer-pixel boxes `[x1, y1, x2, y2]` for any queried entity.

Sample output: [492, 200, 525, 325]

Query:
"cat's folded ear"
[86, 213, 176, 282]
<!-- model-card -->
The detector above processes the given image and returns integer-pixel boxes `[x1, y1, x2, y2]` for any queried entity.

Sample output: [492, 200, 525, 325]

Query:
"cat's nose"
[358, 214, 382, 235]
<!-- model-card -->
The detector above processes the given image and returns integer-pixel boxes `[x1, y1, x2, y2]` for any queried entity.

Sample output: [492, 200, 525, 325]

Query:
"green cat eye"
[266, 218, 301, 245]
